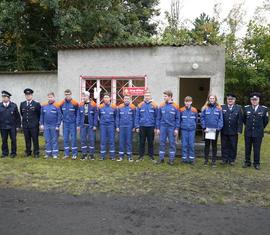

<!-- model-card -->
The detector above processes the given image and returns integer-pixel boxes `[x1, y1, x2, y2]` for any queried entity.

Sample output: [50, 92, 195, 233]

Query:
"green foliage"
[0, 0, 160, 71]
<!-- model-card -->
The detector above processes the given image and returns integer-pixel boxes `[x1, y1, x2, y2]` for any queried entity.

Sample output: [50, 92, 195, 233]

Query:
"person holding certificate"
[201, 94, 223, 167]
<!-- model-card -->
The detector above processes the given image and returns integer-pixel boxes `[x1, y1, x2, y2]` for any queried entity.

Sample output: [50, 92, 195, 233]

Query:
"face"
[163, 94, 171, 102]
[2, 96, 9, 103]
[48, 95, 55, 103]
[251, 98, 259, 106]
[227, 97, 236, 106]
[209, 95, 216, 104]
[25, 94, 33, 101]
[185, 101, 192, 107]
[65, 92, 72, 101]
[103, 96, 111, 104]
[144, 92, 151, 102]
[81, 94, 90, 102]
[124, 96, 130, 104]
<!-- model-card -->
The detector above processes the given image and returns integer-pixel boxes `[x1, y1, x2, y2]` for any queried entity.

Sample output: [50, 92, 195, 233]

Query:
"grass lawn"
[0, 127, 270, 207]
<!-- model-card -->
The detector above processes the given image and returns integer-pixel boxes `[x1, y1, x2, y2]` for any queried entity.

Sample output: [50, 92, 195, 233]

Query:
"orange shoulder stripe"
[111, 103, 117, 109]
[79, 101, 84, 107]
[151, 101, 158, 108]
[172, 102, 179, 109]
[180, 107, 186, 112]
[91, 101, 97, 107]
[53, 102, 60, 108]
[118, 103, 125, 109]
[41, 101, 48, 106]
[58, 99, 65, 106]
[71, 99, 78, 106]
[129, 103, 136, 109]
[98, 103, 105, 108]
[159, 102, 165, 108]
[191, 107, 198, 113]
[138, 101, 144, 108]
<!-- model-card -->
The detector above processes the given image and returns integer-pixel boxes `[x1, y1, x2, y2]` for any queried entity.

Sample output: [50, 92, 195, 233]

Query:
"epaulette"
[98, 103, 105, 108]
[159, 102, 166, 108]
[179, 106, 186, 112]
[172, 102, 179, 109]
[138, 101, 145, 108]
[118, 103, 125, 109]
[41, 101, 49, 106]
[91, 101, 97, 107]
[53, 102, 60, 108]
[151, 101, 158, 108]
[110, 103, 117, 109]
[129, 103, 136, 109]
[71, 99, 79, 106]
[58, 99, 65, 106]
[191, 107, 198, 113]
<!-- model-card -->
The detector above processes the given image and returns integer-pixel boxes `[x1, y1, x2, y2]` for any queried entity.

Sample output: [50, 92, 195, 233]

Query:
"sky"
[156, 0, 267, 36]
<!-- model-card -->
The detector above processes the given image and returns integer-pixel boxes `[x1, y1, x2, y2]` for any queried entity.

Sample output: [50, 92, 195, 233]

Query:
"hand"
[156, 129, 160, 135]
[136, 128, 139, 133]
[40, 125, 44, 131]
[116, 128, 120, 132]
[132, 128, 135, 132]
[93, 126, 97, 131]
[204, 128, 208, 133]
[77, 127, 80, 132]
[16, 128, 20, 131]
[56, 127, 59, 131]
[174, 129, 179, 136]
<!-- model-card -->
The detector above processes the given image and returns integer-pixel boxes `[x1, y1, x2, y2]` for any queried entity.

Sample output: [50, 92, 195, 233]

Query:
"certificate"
[205, 128, 216, 140]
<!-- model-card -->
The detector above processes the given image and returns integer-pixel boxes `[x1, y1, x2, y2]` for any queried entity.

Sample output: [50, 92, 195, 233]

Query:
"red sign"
[123, 87, 145, 96]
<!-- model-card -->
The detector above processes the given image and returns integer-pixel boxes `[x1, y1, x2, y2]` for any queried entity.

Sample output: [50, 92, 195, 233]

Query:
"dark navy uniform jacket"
[0, 102, 21, 129]
[243, 105, 269, 138]
[20, 100, 41, 128]
[221, 104, 243, 135]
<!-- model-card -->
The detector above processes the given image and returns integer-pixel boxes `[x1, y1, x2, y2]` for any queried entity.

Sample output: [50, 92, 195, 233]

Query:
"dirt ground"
[0, 188, 270, 235]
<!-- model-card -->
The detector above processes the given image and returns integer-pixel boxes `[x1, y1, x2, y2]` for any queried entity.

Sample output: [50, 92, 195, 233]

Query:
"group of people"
[0, 88, 268, 170]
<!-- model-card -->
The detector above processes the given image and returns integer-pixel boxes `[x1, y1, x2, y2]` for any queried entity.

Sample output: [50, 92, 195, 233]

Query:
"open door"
[179, 77, 210, 111]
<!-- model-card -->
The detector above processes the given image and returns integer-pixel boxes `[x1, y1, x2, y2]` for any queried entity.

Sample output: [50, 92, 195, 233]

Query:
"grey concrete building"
[0, 43, 225, 110]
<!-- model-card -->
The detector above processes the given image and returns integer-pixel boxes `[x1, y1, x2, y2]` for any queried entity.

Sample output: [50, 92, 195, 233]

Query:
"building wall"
[0, 72, 58, 105]
[58, 45, 225, 104]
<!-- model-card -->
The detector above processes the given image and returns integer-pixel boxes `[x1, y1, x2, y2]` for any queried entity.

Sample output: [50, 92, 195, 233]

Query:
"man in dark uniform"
[243, 92, 269, 170]
[20, 88, 41, 158]
[221, 93, 243, 165]
[0, 91, 21, 158]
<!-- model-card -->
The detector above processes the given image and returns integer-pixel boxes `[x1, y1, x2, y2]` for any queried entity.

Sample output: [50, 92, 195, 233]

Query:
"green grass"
[0, 127, 270, 207]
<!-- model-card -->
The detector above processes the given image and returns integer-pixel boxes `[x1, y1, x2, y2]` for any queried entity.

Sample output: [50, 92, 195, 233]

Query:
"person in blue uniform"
[243, 92, 269, 170]
[59, 89, 79, 160]
[77, 91, 98, 160]
[0, 91, 21, 158]
[20, 88, 41, 158]
[201, 94, 223, 167]
[98, 93, 117, 160]
[179, 96, 198, 164]
[116, 95, 136, 162]
[40, 92, 62, 159]
[156, 90, 180, 165]
[221, 93, 243, 165]
[135, 90, 158, 162]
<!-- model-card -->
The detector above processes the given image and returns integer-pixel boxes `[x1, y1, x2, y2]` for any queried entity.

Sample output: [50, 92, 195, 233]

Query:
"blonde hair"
[202, 94, 221, 110]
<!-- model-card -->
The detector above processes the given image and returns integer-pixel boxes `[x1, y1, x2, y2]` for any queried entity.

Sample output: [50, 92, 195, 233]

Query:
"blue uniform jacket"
[200, 104, 223, 130]
[40, 102, 62, 128]
[0, 102, 21, 129]
[76, 101, 98, 128]
[243, 105, 268, 138]
[135, 101, 158, 128]
[180, 106, 198, 131]
[98, 103, 117, 126]
[116, 103, 136, 128]
[59, 99, 79, 123]
[156, 101, 180, 129]
[221, 104, 243, 135]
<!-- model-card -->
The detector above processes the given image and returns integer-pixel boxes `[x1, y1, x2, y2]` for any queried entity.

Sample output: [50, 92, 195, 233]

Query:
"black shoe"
[89, 155, 95, 160]
[228, 161, 235, 166]
[150, 157, 155, 161]
[24, 153, 31, 158]
[254, 165, 260, 170]
[81, 154, 87, 161]
[221, 160, 227, 165]
[10, 154, 16, 158]
[1, 155, 7, 158]
[211, 161, 217, 167]
[155, 159, 164, 164]
[167, 160, 174, 166]
[136, 157, 144, 162]
[242, 162, 251, 168]
[204, 160, 208, 166]
[34, 155, 39, 159]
